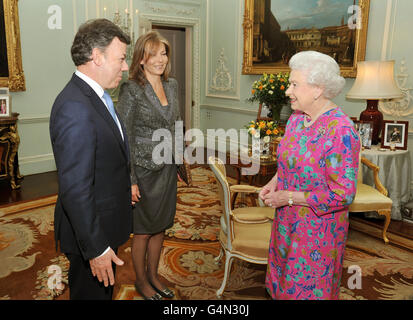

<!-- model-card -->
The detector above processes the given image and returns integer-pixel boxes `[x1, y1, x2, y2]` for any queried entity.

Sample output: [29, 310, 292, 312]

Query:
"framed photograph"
[0, 96, 10, 117]
[381, 120, 409, 150]
[242, 0, 370, 77]
[354, 120, 373, 149]
[257, 103, 272, 121]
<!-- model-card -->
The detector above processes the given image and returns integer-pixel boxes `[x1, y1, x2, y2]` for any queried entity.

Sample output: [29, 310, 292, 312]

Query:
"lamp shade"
[346, 60, 403, 99]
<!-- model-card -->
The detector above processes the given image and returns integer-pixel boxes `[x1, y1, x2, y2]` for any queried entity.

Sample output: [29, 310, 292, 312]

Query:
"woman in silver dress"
[117, 31, 182, 300]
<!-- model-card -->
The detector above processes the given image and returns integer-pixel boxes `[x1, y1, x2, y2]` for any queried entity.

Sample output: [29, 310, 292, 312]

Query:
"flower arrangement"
[245, 120, 283, 140]
[248, 72, 290, 121]
[245, 120, 284, 157]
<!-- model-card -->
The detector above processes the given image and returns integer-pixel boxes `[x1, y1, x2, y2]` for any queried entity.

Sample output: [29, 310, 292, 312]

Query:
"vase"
[268, 104, 292, 124]
[267, 104, 282, 122]
[260, 137, 271, 159]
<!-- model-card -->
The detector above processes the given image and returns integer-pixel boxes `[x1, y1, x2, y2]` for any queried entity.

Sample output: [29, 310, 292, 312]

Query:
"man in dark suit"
[49, 19, 133, 300]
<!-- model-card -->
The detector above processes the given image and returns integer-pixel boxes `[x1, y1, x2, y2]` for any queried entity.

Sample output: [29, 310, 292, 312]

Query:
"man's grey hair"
[71, 19, 131, 66]
[289, 51, 346, 99]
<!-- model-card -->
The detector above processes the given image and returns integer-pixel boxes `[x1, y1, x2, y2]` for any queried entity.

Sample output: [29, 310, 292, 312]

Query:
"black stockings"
[131, 232, 166, 297]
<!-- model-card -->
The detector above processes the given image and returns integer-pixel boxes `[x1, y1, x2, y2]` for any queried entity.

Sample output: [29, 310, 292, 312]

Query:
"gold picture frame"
[242, 0, 370, 78]
[0, 0, 26, 91]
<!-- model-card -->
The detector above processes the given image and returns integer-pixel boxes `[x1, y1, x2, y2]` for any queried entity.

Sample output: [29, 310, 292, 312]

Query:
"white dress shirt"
[75, 70, 124, 140]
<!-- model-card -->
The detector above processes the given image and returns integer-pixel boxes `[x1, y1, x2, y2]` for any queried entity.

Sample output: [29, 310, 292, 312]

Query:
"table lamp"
[346, 60, 403, 145]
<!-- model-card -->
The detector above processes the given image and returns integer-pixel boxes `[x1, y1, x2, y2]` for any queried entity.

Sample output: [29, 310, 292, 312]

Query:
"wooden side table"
[226, 152, 277, 209]
[0, 113, 23, 189]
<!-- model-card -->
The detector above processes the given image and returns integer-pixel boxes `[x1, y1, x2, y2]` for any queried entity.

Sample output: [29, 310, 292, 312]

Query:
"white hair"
[289, 51, 346, 99]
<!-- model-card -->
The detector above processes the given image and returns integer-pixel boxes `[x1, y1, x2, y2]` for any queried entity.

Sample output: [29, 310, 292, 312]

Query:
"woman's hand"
[259, 174, 277, 201]
[263, 190, 306, 208]
[131, 184, 141, 205]
[177, 172, 183, 182]
[263, 190, 288, 208]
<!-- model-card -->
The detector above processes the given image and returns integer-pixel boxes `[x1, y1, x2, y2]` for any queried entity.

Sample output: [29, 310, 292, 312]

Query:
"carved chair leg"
[377, 209, 391, 244]
[216, 253, 234, 298]
[215, 247, 224, 263]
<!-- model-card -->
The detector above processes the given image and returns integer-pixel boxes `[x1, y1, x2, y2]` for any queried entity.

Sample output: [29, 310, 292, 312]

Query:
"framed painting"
[242, 0, 370, 77]
[0, 0, 26, 91]
[353, 120, 373, 149]
[381, 120, 409, 151]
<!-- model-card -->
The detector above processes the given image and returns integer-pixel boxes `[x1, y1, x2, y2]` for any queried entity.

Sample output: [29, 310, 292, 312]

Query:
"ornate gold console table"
[0, 113, 23, 189]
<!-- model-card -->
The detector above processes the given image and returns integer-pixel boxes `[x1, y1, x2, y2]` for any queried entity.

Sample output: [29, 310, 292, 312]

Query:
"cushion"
[349, 183, 393, 212]
[232, 206, 275, 223]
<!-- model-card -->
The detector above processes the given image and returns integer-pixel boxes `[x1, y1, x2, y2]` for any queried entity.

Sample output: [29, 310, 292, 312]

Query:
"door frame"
[140, 14, 200, 131]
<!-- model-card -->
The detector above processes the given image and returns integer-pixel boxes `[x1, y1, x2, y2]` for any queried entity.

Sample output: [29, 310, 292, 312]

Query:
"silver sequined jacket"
[117, 78, 183, 184]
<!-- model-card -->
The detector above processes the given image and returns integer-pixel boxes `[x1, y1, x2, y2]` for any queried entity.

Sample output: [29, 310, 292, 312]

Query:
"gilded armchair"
[349, 156, 393, 243]
[208, 156, 274, 298]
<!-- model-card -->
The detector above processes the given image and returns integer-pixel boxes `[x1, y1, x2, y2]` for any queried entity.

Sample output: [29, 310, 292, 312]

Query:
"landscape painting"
[242, 0, 370, 77]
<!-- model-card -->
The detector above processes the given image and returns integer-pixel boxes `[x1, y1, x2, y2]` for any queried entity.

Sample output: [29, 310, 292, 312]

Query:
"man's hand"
[89, 248, 124, 287]
[131, 184, 141, 205]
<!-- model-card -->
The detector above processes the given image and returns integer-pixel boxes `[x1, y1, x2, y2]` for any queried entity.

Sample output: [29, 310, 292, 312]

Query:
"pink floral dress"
[265, 107, 360, 300]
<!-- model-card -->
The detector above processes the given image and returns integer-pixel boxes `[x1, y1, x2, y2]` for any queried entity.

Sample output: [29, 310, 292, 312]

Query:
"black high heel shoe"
[134, 283, 163, 300]
[149, 281, 175, 298]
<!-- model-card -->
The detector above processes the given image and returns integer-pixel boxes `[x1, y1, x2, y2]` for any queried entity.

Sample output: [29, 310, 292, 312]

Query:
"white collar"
[75, 70, 105, 99]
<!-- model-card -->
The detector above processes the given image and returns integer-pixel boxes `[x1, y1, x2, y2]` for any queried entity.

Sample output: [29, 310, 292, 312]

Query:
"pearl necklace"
[303, 101, 333, 128]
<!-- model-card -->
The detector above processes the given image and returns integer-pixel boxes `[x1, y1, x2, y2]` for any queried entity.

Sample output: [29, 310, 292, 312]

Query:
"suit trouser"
[66, 249, 118, 300]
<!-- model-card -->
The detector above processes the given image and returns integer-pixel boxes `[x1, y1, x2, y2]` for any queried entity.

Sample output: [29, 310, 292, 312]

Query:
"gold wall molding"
[0, 0, 26, 91]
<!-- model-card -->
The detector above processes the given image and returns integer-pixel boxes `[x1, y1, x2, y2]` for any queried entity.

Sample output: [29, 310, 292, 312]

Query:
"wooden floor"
[0, 171, 58, 206]
[1, 170, 413, 241]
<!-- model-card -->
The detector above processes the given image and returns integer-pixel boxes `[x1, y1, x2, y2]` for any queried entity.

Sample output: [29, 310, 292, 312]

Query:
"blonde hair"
[129, 30, 171, 86]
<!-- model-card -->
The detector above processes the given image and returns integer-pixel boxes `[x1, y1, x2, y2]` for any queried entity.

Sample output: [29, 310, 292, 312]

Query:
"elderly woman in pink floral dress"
[260, 51, 360, 300]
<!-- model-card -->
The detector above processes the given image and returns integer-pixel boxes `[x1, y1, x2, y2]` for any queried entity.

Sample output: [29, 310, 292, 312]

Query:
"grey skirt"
[132, 164, 177, 234]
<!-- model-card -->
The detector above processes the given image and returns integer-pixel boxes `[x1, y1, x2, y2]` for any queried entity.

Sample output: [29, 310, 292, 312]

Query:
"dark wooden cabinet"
[226, 152, 277, 209]
[0, 113, 23, 189]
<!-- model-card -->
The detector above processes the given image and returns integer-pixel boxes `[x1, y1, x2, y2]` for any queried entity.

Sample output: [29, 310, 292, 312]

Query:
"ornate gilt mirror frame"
[0, 0, 25, 91]
[242, 0, 370, 78]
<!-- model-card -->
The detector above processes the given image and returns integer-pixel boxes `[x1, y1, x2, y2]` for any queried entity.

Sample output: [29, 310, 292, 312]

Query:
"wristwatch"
[288, 191, 293, 207]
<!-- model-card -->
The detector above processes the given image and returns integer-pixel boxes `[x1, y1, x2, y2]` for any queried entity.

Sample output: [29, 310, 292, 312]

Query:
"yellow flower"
[259, 122, 266, 129]
[266, 129, 272, 135]
[273, 129, 278, 135]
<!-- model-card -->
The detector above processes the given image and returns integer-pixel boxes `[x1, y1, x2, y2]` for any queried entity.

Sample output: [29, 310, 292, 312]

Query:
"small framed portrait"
[257, 103, 272, 121]
[354, 120, 373, 149]
[0, 96, 10, 117]
[381, 120, 409, 150]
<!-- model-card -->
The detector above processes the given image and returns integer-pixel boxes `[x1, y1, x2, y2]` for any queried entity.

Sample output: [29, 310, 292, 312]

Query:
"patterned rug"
[1, 167, 413, 300]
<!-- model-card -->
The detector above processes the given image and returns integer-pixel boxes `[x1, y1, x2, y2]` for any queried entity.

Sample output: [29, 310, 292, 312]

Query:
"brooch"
[318, 127, 326, 136]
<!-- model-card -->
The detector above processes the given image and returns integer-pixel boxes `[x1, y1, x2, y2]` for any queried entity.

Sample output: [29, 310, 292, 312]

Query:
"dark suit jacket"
[117, 78, 183, 185]
[49, 73, 132, 260]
